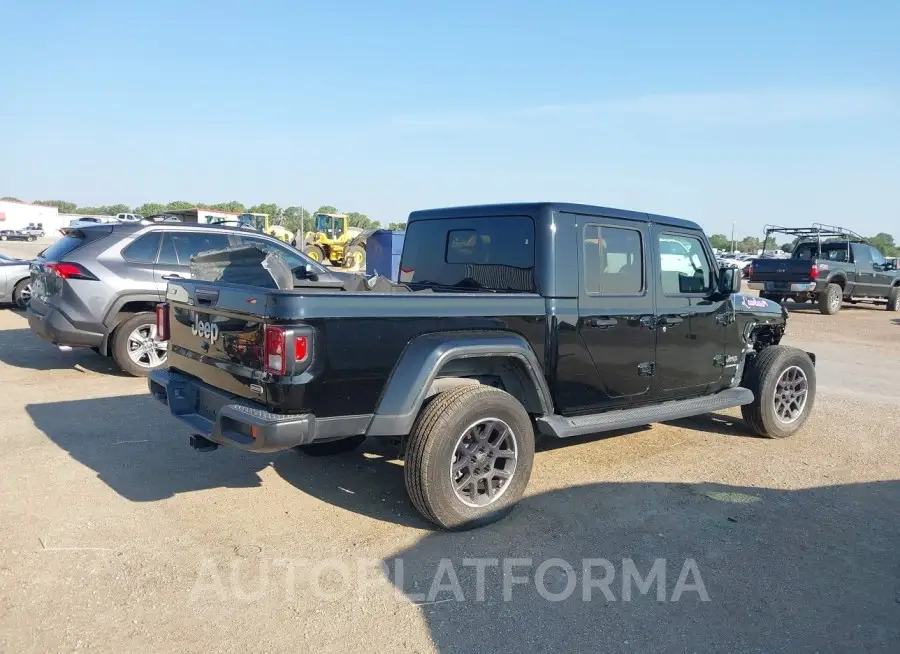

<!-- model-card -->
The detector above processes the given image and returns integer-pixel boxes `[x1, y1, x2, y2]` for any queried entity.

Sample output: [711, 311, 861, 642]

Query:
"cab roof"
[407, 202, 702, 231]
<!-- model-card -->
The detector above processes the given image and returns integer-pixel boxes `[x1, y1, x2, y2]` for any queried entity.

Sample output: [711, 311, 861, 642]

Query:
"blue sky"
[2, 0, 898, 236]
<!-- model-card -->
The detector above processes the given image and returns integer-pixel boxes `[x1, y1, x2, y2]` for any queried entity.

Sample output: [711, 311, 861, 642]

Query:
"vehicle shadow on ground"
[382, 480, 900, 653]
[26, 395, 275, 501]
[0, 327, 126, 375]
[274, 412, 760, 529]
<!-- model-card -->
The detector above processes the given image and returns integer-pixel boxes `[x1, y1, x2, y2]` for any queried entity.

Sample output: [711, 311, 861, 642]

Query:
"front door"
[652, 227, 728, 399]
[577, 218, 656, 410]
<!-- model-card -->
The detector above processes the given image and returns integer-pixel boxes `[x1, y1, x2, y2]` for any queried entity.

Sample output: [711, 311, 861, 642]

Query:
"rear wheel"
[296, 435, 366, 457]
[12, 279, 31, 309]
[404, 385, 535, 531]
[817, 283, 842, 315]
[0, 235, 6, 241]
[343, 245, 366, 271]
[302, 244, 325, 263]
[741, 345, 816, 439]
[886, 286, 899, 311]
[111, 312, 168, 377]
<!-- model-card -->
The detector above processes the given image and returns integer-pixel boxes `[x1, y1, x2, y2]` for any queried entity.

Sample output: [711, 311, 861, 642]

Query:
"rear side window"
[583, 225, 643, 294]
[37, 234, 86, 260]
[157, 232, 231, 265]
[122, 232, 161, 263]
[399, 216, 535, 292]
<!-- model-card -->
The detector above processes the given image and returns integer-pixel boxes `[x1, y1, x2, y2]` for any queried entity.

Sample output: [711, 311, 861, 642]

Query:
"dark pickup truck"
[149, 202, 817, 530]
[748, 224, 900, 314]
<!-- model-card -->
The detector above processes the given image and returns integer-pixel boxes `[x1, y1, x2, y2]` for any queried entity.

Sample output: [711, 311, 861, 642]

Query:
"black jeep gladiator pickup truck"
[748, 223, 900, 314]
[149, 202, 817, 530]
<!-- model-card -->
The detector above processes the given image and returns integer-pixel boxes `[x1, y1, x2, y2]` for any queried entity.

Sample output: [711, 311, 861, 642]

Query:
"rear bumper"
[149, 369, 371, 453]
[748, 281, 817, 293]
[27, 304, 104, 348]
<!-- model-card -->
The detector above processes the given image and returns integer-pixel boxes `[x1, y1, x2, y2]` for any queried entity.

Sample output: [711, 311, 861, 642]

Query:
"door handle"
[587, 318, 618, 329]
[639, 316, 656, 329]
[659, 316, 683, 326]
[162, 274, 183, 281]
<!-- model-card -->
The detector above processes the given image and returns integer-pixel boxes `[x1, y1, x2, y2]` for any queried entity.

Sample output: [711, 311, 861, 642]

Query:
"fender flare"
[366, 331, 553, 437]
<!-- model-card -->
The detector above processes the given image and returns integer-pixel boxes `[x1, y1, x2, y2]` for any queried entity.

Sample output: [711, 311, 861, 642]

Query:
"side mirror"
[718, 266, 741, 294]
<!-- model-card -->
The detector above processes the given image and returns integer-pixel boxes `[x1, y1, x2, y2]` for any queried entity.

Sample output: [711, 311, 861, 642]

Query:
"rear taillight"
[810, 264, 819, 280]
[264, 326, 286, 374]
[155, 303, 170, 341]
[295, 336, 308, 362]
[46, 261, 97, 280]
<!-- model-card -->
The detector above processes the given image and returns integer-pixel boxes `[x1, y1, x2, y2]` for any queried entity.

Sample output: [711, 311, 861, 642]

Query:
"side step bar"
[536, 387, 754, 439]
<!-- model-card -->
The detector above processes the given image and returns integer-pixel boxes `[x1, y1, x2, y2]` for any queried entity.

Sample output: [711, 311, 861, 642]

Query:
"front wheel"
[741, 345, 816, 439]
[302, 244, 325, 263]
[404, 385, 535, 531]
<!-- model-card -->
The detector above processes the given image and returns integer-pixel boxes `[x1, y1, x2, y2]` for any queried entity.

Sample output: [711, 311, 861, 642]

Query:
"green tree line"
[1, 198, 408, 234]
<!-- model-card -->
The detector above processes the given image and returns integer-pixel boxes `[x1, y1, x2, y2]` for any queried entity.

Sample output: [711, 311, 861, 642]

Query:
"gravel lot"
[1, 240, 898, 653]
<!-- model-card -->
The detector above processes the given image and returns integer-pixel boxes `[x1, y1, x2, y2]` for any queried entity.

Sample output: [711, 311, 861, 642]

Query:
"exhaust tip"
[190, 434, 218, 452]
[57, 345, 73, 352]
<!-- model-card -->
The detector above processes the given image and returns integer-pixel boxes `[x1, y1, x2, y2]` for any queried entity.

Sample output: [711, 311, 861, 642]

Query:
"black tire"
[12, 278, 31, 309]
[296, 435, 366, 456]
[28, 236, 36, 242]
[741, 345, 816, 439]
[0, 235, 6, 241]
[404, 385, 535, 531]
[886, 286, 899, 311]
[111, 312, 168, 377]
[817, 283, 842, 315]
[343, 245, 366, 271]
[302, 244, 325, 263]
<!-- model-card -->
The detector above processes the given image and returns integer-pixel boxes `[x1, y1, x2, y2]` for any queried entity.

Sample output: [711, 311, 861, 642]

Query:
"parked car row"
[0, 229, 39, 242]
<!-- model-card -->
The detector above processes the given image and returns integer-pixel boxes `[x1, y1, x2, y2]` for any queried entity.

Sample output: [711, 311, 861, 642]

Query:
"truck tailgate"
[750, 258, 816, 283]
[165, 280, 269, 401]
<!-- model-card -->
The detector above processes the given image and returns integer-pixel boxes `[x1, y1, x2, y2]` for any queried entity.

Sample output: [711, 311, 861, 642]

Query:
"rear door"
[576, 217, 656, 410]
[152, 230, 232, 292]
[652, 226, 728, 399]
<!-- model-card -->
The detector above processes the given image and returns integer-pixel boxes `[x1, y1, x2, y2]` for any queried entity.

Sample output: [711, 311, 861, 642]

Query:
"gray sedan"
[0, 254, 32, 308]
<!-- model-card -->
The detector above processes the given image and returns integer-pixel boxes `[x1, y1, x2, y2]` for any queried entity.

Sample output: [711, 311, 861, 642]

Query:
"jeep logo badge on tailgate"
[191, 315, 219, 343]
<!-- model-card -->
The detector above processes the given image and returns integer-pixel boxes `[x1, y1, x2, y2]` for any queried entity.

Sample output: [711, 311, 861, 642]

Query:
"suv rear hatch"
[29, 227, 112, 311]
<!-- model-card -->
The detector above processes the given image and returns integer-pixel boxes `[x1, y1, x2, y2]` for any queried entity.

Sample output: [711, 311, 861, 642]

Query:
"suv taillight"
[155, 303, 170, 341]
[810, 264, 819, 280]
[264, 326, 286, 374]
[46, 261, 97, 280]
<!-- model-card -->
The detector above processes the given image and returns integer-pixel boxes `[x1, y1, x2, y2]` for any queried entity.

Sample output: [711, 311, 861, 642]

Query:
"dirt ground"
[1, 239, 898, 653]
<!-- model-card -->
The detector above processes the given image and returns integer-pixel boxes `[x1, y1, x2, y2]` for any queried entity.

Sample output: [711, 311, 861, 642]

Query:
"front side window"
[869, 246, 886, 266]
[658, 233, 712, 294]
[399, 216, 535, 292]
[583, 224, 643, 294]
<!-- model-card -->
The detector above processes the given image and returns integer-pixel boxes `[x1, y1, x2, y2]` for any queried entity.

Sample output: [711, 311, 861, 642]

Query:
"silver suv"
[27, 222, 345, 376]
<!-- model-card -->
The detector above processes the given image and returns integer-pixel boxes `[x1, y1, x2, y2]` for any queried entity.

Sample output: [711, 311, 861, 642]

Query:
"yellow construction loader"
[238, 213, 293, 243]
[292, 212, 372, 271]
